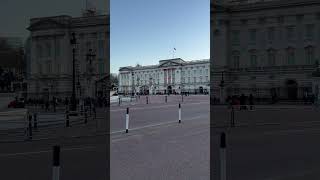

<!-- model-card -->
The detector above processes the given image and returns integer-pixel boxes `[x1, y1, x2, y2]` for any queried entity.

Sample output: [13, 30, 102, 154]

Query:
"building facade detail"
[211, 0, 320, 102]
[27, 12, 109, 100]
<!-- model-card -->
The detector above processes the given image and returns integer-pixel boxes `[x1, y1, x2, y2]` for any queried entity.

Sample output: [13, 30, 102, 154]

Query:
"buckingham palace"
[118, 58, 210, 95]
[26, 9, 109, 100]
[211, 0, 320, 103]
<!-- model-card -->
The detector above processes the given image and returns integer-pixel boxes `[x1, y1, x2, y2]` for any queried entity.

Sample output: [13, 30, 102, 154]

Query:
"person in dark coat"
[249, 94, 254, 110]
[240, 94, 245, 110]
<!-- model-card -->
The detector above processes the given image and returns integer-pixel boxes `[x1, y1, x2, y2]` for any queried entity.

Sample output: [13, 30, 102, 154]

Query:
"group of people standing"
[227, 94, 255, 110]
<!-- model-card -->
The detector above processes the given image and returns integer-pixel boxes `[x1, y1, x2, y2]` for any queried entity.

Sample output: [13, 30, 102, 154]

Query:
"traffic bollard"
[52, 145, 60, 180]
[118, 97, 121, 106]
[126, 107, 129, 133]
[66, 111, 70, 127]
[179, 103, 181, 123]
[165, 96, 167, 103]
[28, 114, 32, 140]
[33, 112, 38, 131]
[146, 96, 149, 104]
[181, 95, 184, 102]
[220, 132, 227, 180]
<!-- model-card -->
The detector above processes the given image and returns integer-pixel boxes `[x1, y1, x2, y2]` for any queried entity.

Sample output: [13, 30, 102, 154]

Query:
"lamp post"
[131, 71, 134, 97]
[219, 71, 225, 103]
[70, 32, 77, 111]
[86, 48, 96, 98]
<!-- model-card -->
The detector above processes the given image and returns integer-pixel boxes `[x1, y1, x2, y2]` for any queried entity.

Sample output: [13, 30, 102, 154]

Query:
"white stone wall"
[118, 59, 210, 95]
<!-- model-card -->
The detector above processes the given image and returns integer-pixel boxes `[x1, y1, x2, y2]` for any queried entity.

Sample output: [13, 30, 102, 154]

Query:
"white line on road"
[0, 146, 97, 157]
[110, 114, 209, 135]
[110, 102, 209, 112]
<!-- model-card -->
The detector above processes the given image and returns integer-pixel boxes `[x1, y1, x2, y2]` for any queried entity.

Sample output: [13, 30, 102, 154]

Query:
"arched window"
[305, 46, 314, 65]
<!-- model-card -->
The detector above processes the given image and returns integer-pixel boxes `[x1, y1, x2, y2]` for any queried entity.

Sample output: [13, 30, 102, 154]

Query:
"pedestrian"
[45, 100, 49, 111]
[240, 94, 245, 110]
[249, 94, 254, 110]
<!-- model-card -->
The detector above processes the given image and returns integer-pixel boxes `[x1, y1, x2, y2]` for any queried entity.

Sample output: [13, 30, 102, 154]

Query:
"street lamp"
[70, 32, 77, 111]
[86, 48, 96, 98]
[219, 71, 225, 103]
[131, 71, 134, 97]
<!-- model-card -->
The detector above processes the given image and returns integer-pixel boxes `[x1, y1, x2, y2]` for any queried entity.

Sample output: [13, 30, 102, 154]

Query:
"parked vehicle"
[8, 98, 25, 108]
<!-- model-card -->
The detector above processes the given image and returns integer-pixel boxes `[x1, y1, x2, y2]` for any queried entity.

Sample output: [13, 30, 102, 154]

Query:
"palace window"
[249, 29, 256, 43]
[232, 51, 240, 69]
[250, 55, 257, 67]
[55, 39, 60, 57]
[286, 47, 295, 65]
[305, 24, 315, 40]
[267, 49, 276, 66]
[37, 44, 43, 58]
[286, 26, 296, 41]
[232, 30, 240, 45]
[267, 27, 275, 41]
[305, 46, 315, 65]
[46, 43, 51, 57]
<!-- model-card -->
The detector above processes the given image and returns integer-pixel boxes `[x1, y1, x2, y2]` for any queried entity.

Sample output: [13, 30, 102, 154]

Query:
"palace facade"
[211, 0, 320, 102]
[27, 10, 109, 100]
[118, 58, 210, 95]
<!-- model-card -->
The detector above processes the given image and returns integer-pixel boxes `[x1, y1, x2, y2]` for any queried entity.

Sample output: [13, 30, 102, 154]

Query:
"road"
[2, 94, 320, 179]
[211, 106, 320, 180]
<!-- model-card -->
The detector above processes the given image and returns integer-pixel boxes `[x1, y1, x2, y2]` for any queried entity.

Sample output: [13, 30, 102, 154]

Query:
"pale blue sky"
[110, 0, 210, 73]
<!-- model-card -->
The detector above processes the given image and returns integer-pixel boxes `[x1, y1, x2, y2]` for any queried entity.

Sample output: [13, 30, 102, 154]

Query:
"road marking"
[110, 114, 209, 136]
[110, 102, 209, 112]
[0, 146, 97, 157]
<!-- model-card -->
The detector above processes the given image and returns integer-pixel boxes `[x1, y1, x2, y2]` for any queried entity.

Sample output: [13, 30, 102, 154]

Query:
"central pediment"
[158, 58, 185, 68]
[27, 19, 68, 31]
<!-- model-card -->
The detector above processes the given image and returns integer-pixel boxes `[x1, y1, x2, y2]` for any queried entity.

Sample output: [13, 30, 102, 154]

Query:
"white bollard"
[179, 103, 181, 123]
[52, 145, 60, 180]
[220, 132, 226, 180]
[126, 107, 129, 133]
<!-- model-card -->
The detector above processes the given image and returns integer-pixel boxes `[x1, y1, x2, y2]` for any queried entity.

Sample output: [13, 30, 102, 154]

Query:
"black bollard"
[126, 107, 129, 133]
[52, 145, 60, 180]
[178, 103, 181, 123]
[165, 96, 167, 103]
[220, 132, 227, 180]
[146, 96, 149, 104]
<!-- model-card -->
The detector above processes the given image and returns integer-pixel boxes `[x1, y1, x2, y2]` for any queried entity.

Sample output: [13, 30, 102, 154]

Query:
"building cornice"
[226, 0, 320, 13]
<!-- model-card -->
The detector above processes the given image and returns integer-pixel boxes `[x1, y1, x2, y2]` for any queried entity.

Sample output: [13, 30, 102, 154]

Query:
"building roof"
[119, 58, 209, 72]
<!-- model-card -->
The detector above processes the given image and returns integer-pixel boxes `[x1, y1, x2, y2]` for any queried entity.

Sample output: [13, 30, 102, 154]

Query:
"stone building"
[27, 10, 109, 100]
[211, 0, 320, 102]
[118, 58, 210, 95]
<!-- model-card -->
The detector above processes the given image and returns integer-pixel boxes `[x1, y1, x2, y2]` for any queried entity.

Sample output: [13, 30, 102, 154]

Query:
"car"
[7, 99, 25, 108]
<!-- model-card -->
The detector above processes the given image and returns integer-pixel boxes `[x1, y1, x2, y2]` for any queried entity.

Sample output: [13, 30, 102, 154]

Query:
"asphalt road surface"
[3, 95, 320, 180]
